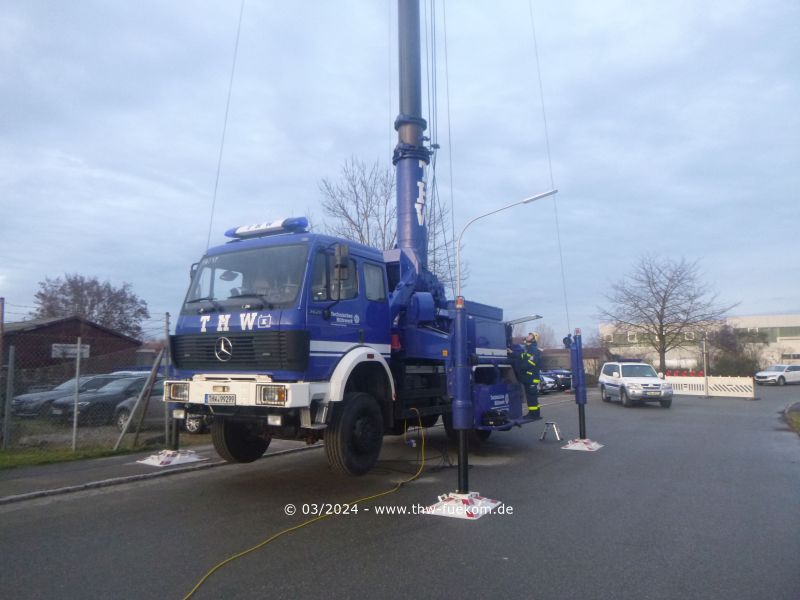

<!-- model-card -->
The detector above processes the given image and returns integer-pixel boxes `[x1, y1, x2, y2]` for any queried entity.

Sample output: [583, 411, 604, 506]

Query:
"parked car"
[12, 374, 126, 418]
[542, 369, 572, 390]
[114, 380, 166, 432]
[50, 376, 153, 425]
[754, 364, 800, 386]
[598, 361, 673, 408]
[184, 414, 210, 434]
[116, 381, 210, 433]
[538, 373, 558, 394]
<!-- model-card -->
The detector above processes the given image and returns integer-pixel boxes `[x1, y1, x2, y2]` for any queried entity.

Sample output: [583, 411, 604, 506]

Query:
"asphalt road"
[1, 387, 798, 600]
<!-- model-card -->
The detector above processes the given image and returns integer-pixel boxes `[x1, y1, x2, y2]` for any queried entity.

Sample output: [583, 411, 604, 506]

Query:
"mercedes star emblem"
[215, 337, 233, 362]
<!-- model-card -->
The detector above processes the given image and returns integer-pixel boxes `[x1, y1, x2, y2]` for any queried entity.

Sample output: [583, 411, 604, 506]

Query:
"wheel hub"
[352, 417, 380, 454]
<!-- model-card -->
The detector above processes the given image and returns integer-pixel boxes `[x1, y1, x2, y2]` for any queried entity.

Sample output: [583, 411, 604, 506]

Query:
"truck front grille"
[171, 331, 309, 372]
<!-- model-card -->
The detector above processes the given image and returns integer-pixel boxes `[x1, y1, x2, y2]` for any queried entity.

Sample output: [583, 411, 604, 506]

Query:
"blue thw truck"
[164, 0, 540, 475]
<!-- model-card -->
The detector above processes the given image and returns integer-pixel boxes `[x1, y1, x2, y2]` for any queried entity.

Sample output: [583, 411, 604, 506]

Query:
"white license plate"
[206, 393, 236, 405]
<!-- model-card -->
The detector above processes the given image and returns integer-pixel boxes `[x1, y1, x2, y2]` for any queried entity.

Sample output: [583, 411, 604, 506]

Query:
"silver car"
[754, 364, 800, 386]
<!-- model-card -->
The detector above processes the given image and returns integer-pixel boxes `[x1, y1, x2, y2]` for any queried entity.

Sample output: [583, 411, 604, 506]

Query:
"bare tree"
[535, 324, 556, 348]
[31, 274, 150, 339]
[319, 156, 459, 291]
[598, 255, 735, 372]
[319, 157, 396, 249]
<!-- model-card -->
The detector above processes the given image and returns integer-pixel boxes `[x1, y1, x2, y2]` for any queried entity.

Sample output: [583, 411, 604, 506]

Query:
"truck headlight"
[628, 383, 642, 390]
[663, 383, 673, 391]
[257, 385, 287, 406]
[167, 383, 189, 402]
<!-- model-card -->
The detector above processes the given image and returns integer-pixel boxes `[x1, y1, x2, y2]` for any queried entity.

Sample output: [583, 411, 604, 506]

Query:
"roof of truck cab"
[205, 231, 385, 261]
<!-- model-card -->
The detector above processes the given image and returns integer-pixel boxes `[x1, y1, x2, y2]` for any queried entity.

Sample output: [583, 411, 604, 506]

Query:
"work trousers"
[525, 385, 541, 420]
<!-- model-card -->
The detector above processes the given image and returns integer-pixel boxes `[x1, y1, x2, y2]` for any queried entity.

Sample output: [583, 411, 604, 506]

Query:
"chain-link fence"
[0, 330, 175, 456]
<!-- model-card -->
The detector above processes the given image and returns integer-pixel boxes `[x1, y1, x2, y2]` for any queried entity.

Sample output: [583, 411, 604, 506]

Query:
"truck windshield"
[621, 364, 658, 378]
[184, 244, 308, 308]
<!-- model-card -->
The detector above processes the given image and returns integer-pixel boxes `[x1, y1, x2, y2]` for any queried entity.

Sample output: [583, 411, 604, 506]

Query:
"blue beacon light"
[224, 217, 309, 239]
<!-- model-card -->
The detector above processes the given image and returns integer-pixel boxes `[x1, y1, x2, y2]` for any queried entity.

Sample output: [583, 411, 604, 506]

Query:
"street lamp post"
[451, 189, 557, 494]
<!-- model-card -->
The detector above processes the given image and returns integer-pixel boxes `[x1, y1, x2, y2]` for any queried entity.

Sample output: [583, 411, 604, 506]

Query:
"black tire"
[185, 416, 206, 434]
[621, 388, 632, 407]
[660, 398, 672, 409]
[778, 377, 785, 386]
[600, 385, 610, 402]
[325, 392, 384, 476]
[211, 418, 270, 463]
[115, 409, 131, 433]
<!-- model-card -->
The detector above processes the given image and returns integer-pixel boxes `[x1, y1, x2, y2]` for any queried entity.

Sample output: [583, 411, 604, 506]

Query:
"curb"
[782, 401, 800, 437]
[0, 444, 322, 506]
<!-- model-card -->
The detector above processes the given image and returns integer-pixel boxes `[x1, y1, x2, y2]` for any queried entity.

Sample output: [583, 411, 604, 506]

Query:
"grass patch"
[0, 447, 134, 470]
[785, 409, 800, 435]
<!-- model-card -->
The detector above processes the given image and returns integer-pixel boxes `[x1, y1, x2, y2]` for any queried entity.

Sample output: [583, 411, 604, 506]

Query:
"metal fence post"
[2, 346, 14, 450]
[163, 312, 171, 446]
[71, 337, 82, 452]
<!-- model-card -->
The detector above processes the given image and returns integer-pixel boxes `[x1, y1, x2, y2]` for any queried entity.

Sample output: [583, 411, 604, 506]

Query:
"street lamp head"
[522, 189, 558, 204]
[455, 189, 557, 298]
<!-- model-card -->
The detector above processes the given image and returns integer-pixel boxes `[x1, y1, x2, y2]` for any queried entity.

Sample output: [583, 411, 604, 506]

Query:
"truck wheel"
[621, 389, 632, 407]
[211, 418, 270, 463]
[325, 392, 384, 476]
[600, 385, 610, 402]
[660, 398, 672, 408]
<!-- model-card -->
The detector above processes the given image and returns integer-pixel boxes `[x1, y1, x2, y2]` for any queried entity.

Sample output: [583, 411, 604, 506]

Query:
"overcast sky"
[1, 0, 798, 342]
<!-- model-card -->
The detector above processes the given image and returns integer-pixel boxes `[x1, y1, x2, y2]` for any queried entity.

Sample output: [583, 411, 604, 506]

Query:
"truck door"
[306, 248, 383, 379]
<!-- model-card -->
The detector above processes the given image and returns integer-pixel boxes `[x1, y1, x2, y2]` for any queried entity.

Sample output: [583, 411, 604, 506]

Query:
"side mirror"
[657, 372, 665, 379]
[612, 372, 620, 379]
[333, 244, 349, 281]
[190, 262, 199, 280]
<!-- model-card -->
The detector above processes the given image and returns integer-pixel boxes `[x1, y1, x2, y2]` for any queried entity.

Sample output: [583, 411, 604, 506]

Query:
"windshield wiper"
[185, 296, 225, 312]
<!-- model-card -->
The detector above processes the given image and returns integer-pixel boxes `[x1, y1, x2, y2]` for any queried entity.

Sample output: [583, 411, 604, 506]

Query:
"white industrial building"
[599, 314, 800, 370]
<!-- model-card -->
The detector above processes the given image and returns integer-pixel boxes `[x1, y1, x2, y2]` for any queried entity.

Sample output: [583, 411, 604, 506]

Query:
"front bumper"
[164, 375, 331, 427]
[627, 388, 673, 400]
[11, 404, 43, 418]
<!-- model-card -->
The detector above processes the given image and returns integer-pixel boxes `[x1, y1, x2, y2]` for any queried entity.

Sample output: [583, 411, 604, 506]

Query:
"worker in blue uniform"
[510, 332, 542, 420]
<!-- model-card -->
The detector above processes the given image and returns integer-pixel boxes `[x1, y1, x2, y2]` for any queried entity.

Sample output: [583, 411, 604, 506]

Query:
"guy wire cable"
[528, 0, 571, 332]
[205, 0, 246, 251]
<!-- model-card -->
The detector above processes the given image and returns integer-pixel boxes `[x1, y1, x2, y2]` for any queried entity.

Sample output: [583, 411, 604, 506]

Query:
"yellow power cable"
[182, 408, 427, 600]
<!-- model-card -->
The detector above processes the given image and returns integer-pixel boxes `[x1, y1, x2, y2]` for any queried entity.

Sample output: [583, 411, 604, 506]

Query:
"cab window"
[364, 263, 386, 301]
[311, 251, 359, 301]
